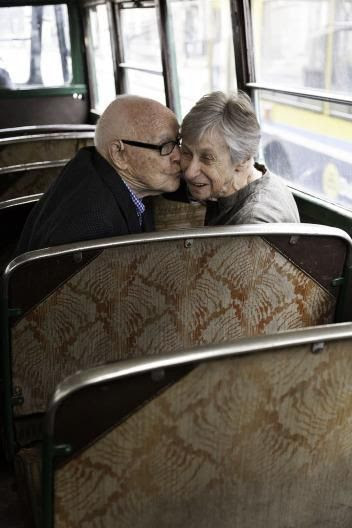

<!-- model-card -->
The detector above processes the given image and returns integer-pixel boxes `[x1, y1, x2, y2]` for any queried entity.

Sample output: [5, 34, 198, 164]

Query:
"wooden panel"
[11, 236, 335, 416]
[54, 338, 352, 528]
[53, 363, 195, 454]
[265, 234, 347, 295]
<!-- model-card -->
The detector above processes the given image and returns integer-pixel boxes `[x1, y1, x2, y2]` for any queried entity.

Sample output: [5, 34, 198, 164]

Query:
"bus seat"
[0, 195, 40, 272]
[0, 164, 63, 202]
[1, 223, 349, 440]
[153, 195, 206, 229]
[0, 132, 94, 200]
[0, 124, 96, 139]
[15, 323, 352, 527]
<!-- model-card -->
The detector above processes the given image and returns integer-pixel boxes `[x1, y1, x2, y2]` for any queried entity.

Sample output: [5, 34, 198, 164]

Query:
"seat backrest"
[0, 164, 63, 201]
[3, 224, 350, 424]
[0, 124, 95, 139]
[0, 132, 94, 200]
[0, 195, 40, 272]
[0, 132, 95, 168]
[153, 195, 206, 229]
[43, 323, 352, 528]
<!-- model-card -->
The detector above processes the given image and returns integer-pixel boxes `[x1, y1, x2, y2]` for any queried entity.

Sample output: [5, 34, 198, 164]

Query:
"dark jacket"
[16, 147, 154, 254]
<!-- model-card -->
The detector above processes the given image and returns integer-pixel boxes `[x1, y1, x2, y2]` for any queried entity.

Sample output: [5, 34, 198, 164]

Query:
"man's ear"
[109, 140, 128, 170]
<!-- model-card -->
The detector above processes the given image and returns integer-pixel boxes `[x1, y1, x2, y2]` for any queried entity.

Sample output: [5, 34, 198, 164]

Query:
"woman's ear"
[233, 161, 243, 173]
[109, 140, 128, 170]
[234, 158, 250, 173]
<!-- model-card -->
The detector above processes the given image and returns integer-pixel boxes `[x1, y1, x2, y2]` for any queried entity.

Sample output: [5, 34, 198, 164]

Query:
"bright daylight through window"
[251, 0, 352, 210]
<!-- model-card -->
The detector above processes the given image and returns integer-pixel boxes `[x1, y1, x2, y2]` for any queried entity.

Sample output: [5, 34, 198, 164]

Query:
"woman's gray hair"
[181, 91, 260, 164]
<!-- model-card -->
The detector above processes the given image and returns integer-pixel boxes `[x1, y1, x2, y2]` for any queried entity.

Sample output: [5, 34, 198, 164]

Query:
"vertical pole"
[29, 5, 44, 85]
[230, 0, 255, 94]
[155, 0, 181, 118]
[55, 4, 70, 83]
[113, 2, 127, 94]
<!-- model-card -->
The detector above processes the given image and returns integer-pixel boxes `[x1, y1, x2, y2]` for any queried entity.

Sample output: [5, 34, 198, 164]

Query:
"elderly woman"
[180, 91, 300, 225]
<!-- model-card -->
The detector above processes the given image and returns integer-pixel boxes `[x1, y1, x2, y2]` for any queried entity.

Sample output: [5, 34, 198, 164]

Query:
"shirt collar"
[122, 179, 145, 221]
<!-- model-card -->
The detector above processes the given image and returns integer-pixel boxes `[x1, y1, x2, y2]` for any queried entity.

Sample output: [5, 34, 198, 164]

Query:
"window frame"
[233, 0, 352, 217]
[112, 0, 180, 115]
[83, 0, 118, 113]
[0, 0, 86, 98]
[85, 0, 237, 119]
[233, 0, 352, 107]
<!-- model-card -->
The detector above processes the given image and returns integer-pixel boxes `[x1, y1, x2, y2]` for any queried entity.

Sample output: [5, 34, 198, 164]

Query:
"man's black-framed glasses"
[121, 135, 181, 156]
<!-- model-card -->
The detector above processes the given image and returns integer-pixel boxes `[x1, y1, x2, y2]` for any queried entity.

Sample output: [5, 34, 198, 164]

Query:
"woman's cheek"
[213, 166, 226, 188]
[180, 158, 188, 171]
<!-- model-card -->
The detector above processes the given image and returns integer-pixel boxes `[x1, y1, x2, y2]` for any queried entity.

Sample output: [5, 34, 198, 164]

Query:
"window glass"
[87, 4, 116, 112]
[252, 0, 352, 97]
[0, 5, 72, 88]
[125, 70, 166, 104]
[258, 90, 352, 209]
[252, 0, 352, 209]
[120, 8, 162, 70]
[331, 0, 352, 94]
[169, 0, 236, 116]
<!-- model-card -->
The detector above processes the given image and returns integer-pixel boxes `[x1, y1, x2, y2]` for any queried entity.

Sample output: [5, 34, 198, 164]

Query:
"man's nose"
[170, 144, 181, 163]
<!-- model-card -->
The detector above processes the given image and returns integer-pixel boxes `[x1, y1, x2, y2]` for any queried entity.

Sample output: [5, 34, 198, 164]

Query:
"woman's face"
[180, 129, 237, 200]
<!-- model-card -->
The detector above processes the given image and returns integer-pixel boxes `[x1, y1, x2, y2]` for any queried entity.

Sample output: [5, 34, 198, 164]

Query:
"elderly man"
[16, 95, 181, 253]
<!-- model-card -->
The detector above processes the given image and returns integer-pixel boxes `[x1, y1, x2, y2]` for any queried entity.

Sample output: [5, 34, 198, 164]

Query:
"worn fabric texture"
[15, 147, 154, 253]
[205, 164, 300, 226]
[0, 136, 93, 168]
[0, 135, 94, 201]
[54, 339, 352, 528]
[11, 236, 335, 416]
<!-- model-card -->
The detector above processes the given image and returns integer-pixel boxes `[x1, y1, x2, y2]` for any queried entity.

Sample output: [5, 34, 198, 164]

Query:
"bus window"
[253, 0, 330, 93]
[169, 0, 236, 116]
[251, 0, 352, 210]
[117, 5, 165, 104]
[0, 4, 72, 88]
[85, 4, 116, 113]
[330, 2, 352, 116]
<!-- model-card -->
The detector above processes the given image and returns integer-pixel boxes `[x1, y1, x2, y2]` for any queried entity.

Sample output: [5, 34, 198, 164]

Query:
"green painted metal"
[294, 193, 352, 236]
[42, 438, 73, 528]
[0, 0, 79, 9]
[42, 436, 54, 528]
[68, 2, 86, 85]
[0, 1, 87, 98]
[0, 280, 16, 462]
[53, 444, 73, 456]
[293, 190, 352, 324]
[335, 263, 352, 323]
[8, 308, 22, 317]
[0, 85, 87, 99]
[332, 277, 345, 287]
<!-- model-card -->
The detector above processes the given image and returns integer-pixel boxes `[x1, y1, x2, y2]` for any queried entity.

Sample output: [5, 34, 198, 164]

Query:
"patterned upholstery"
[53, 337, 352, 528]
[153, 195, 206, 229]
[0, 167, 61, 201]
[11, 235, 335, 417]
[0, 135, 94, 200]
[0, 136, 94, 168]
[14, 447, 41, 527]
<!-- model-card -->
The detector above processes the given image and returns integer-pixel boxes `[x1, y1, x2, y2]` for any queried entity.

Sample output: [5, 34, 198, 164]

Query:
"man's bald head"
[94, 94, 181, 198]
[95, 95, 177, 160]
